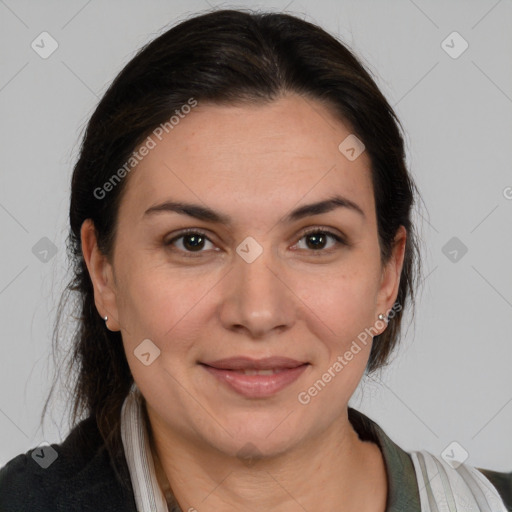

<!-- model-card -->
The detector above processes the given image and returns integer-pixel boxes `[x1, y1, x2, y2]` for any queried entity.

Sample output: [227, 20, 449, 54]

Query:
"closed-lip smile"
[199, 356, 310, 398]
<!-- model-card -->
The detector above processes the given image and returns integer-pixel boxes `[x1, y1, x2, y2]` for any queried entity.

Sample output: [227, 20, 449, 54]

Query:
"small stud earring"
[103, 316, 108, 323]
[378, 313, 388, 323]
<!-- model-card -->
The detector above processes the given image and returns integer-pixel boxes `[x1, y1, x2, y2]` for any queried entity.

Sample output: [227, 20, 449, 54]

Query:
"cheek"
[297, 262, 381, 343]
[116, 267, 205, 400]
[115, 260, 219, 353]
[294, 269, 380, 408]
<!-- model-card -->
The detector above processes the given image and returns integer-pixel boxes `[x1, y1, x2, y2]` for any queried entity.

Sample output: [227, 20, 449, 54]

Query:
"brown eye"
[305, 232, 329, 250]
[181, 233, 206, 251]
[165, 230, 216, 254]
[295, 229, 347, 252]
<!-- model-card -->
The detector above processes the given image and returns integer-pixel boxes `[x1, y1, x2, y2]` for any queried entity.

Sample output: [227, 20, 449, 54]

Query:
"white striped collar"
[410, 450, 508, 512]
[120, 384, 181, 512]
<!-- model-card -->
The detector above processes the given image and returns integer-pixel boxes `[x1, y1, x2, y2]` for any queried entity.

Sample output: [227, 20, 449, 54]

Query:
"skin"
[82, 94, 406, 511]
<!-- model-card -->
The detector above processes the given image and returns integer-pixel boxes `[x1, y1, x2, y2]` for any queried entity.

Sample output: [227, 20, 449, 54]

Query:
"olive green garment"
[347, 407, 512, 512]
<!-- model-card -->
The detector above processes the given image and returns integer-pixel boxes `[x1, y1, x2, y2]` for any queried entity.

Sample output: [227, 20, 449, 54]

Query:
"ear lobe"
[376, 225, 407, 327]
[80, 219, 120, 331]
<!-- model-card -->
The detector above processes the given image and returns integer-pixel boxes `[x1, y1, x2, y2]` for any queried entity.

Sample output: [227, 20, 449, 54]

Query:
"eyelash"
[164, 227, 347, 257]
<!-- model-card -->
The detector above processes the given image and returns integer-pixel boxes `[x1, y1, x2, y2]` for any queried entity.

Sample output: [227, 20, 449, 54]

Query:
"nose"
[218, 243, 296, 339]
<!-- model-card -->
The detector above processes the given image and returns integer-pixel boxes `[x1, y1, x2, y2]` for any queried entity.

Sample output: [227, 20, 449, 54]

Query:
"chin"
[199, 412, 305, 461]
[213, 433, 296, 463]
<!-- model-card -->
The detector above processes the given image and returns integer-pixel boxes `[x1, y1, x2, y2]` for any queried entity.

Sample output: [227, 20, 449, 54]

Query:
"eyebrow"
[143, 194, 365, 225]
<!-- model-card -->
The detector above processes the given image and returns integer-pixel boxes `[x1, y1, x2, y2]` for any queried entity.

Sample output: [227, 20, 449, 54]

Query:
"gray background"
[1, 0, 511, 472]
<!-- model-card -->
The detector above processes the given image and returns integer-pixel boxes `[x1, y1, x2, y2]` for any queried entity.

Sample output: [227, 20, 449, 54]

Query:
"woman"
[0, 8, 510, 512]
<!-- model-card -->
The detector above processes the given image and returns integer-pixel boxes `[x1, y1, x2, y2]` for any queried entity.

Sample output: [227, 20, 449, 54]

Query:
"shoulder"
[0, 416, 137, 512]
[476, 467, 512, 511]
[410, 450, 512, 512]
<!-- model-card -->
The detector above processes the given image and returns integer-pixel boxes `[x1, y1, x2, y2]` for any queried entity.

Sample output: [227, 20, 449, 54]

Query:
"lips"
[200, 356, 307, 371]
[199, 356, 310, 398]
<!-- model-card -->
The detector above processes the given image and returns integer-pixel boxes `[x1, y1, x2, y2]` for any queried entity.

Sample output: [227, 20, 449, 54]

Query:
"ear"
[374, 225, 407, 333]
[80, 219, 121, 331]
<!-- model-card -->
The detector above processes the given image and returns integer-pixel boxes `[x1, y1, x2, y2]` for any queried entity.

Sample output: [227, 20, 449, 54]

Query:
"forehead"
[118, 94, 374, 222]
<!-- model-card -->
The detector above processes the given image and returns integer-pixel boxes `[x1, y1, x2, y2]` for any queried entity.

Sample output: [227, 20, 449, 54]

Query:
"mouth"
[209, 367, 298, 376]
[199, 357, 310, 398]
[200, 356, 308, 371]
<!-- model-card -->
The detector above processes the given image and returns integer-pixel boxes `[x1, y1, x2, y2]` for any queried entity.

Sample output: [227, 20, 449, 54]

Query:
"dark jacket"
[1, 408, 510, 511]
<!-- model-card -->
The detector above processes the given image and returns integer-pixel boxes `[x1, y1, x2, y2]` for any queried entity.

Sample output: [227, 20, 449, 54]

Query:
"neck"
[146, 405, 388, 512]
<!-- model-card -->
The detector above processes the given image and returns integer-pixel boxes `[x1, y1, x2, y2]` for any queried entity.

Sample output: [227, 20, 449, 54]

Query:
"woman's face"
[84, 94, 405, 458]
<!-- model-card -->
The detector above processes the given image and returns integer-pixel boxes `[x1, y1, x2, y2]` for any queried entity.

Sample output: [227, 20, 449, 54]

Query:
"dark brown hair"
[46, 7, 421, 475]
